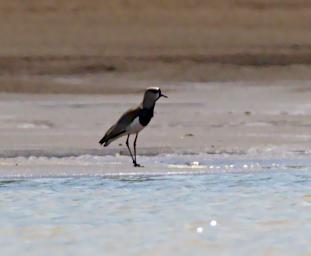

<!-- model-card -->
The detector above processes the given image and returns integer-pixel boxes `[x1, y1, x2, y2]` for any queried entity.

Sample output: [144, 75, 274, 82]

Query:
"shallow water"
[1, 158, 311, 256]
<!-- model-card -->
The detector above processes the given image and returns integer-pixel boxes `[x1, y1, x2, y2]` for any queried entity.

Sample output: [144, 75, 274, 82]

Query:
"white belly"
[126, 117, 145, 134]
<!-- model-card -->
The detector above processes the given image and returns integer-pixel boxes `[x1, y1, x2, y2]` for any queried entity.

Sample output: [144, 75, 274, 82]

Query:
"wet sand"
[1, 80, 311, 162]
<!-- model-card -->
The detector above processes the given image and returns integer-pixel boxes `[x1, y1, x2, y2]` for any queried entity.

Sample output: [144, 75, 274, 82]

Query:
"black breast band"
[139, 107, 154, 126]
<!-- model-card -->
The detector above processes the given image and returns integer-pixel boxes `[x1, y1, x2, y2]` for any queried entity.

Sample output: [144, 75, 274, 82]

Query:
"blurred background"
[1, 0, 311, 93]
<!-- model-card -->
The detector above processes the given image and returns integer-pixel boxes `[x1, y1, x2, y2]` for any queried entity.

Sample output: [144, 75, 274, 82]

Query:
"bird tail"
[99, 135, 110, 147]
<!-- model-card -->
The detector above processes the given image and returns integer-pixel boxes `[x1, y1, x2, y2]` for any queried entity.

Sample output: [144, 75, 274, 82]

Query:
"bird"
[99, 87, 167, 167]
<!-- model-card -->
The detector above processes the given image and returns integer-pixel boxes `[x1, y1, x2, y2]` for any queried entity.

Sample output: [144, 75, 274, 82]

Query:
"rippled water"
[1, 158, 311, 256]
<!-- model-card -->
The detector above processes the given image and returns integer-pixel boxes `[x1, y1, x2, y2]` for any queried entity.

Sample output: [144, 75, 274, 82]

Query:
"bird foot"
[133, 161, 143, 167]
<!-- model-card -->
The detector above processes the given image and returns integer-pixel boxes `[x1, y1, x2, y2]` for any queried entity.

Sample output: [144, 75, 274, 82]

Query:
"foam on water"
[1, 153, 311, 178]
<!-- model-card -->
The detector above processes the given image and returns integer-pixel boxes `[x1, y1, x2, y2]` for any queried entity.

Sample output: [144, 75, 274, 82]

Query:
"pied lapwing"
[99, 87, 167, 167]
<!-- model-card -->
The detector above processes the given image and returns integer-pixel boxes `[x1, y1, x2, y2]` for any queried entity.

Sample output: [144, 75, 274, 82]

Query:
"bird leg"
[133, 133, 142, 167]
[126, 135, 136, 166]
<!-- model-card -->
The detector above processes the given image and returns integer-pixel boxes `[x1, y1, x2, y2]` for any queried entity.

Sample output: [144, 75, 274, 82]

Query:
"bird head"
[142, 87, 167, 108]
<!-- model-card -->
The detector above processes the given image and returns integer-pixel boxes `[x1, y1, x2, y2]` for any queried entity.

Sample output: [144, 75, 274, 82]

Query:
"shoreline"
[1, 153, 310, 179]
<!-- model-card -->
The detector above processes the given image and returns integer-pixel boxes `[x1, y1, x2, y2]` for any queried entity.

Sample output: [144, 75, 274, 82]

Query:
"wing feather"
[99, 106, 141, 146]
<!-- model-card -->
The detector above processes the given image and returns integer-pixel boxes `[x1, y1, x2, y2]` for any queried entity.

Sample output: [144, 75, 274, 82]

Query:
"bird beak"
[160, 93, 168, 98]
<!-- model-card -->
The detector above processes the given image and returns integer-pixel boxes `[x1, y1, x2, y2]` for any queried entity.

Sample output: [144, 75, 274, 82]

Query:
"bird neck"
[139, 105, 154, 126]
[141, 100, 156, 110]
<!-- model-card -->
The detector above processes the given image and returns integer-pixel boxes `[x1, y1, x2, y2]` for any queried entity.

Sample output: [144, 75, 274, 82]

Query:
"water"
[0, 157, 311, 256]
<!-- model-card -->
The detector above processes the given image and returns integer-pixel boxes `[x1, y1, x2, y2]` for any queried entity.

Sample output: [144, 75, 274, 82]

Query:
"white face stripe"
[147, 87, 160, 91]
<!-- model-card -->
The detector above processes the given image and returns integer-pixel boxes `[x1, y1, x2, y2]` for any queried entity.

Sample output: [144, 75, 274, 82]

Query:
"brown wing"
[99, 106, 141, 146]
